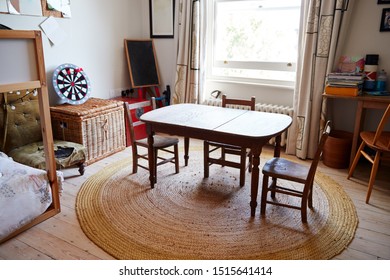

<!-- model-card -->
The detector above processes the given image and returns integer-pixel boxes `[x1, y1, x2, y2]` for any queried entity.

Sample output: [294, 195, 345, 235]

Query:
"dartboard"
[53, 63, 91, 105]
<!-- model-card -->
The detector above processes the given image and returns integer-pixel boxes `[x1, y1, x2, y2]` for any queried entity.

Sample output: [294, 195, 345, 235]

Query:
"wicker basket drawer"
[50, 98, 126, 165]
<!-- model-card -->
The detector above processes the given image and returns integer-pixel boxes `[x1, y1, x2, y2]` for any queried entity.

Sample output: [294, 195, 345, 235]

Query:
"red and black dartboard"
[53, 63, 91, 105]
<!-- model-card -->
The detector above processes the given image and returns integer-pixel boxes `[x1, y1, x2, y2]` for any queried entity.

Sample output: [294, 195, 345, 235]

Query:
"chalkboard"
[124, 39, 160, 88]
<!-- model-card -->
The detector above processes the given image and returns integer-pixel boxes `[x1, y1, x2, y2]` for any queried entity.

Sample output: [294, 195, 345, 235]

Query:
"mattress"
[0, 152, 62, 240]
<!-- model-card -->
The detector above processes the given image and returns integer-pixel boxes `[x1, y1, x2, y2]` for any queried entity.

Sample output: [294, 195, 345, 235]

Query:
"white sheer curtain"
[286, 0, 355, 159]
[172, 0, 206, 104]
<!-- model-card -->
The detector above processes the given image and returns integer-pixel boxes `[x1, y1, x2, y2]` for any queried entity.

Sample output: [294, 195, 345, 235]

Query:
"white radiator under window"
[202, 99, 293, 147]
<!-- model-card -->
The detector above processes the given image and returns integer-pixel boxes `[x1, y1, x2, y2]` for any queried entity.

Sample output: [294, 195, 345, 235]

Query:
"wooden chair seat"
[262, 158, 309, 184]
[360, 131, 390, 151]
[204, 94, 255, 187]
[136, 135, 179, 149]
[348, 104, 390, 203]
[260, 121, 331, 223]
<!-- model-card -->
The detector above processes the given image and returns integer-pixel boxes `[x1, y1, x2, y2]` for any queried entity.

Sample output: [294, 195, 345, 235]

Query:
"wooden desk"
[323, 94, 390, 166]
[140, 103, 292, 216]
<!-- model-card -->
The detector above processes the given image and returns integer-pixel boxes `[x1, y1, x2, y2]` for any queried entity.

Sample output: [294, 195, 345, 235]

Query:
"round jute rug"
[76, 146, 358, 260]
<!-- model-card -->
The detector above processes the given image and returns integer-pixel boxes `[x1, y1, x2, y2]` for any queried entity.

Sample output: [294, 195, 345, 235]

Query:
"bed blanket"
[0, 152, 62, 240]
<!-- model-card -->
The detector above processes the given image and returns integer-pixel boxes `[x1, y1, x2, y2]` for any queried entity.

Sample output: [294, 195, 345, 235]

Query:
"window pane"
[210, 0, 301, 85]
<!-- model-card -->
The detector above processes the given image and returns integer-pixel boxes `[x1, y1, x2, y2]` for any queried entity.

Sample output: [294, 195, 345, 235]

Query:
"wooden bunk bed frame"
[0, 30, 60, 244]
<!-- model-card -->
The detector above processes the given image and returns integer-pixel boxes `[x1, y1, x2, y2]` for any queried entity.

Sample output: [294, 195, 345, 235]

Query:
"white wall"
[0, 0, 143, 105]
[331, 0, 390, 132]
[341, 1, 390, 80]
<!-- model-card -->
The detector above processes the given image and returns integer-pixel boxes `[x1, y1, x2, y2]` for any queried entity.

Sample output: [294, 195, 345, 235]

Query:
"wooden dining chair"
[347, 104, 390, 204]
[260, 121, 331, 222]
[124, 98, 179, 182]
[204, 94, 255, 187]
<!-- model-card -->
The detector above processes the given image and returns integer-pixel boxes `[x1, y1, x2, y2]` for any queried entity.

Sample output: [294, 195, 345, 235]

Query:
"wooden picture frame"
[149, 0, 175, 38]
[380, 8, 390, 32]
[378, 0, 390, 4]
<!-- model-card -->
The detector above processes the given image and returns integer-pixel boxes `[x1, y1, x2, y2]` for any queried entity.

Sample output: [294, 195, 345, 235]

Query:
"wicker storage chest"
[50, 98, 126, 165]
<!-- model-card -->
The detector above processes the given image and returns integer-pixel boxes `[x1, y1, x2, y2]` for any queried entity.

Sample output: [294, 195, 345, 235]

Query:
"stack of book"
[325, 72, 364, 96]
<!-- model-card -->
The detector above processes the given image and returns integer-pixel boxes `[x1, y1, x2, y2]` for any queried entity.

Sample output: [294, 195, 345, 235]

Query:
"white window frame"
[205, 0, 301, 88]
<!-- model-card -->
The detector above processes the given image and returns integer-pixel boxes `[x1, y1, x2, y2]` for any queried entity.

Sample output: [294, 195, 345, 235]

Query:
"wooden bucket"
[323, 130, 352, 169]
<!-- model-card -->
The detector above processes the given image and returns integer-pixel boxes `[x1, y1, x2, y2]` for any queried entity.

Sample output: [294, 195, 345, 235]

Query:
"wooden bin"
[50, 98, 126, 165]
[323, 130, 352, 169]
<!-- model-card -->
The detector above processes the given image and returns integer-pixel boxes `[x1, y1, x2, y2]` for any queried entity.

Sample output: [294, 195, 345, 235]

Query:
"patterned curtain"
[286, 0, 355, 159]
[172, 0, 205, 104]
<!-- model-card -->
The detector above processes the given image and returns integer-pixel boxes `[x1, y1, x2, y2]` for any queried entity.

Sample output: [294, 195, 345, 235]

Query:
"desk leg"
[147, 133, 155, 188]
[184, 137, 190, 166]
[350, 101, 364, 166]
[250, 146, 262, 217]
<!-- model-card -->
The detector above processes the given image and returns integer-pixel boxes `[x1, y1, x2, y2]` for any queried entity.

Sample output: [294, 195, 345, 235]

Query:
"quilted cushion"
[1, 93, 42, 153]
[8, 140, 86, 170]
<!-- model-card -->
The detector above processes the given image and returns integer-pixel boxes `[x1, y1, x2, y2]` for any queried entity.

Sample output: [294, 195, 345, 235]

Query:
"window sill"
[205, 77, 295, 91]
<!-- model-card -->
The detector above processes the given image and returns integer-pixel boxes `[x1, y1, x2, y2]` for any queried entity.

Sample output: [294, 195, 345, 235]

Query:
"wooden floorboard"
[0, 138, 389, 260]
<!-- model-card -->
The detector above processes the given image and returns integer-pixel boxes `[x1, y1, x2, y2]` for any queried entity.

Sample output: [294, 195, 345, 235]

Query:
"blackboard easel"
[124, 39, 161, 101]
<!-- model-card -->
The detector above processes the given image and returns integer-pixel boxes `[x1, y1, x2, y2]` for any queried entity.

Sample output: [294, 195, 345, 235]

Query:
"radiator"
[202, 98, 293, 147]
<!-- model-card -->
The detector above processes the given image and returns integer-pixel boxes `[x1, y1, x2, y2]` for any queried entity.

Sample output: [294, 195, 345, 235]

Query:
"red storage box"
[112, 97, 153, 146]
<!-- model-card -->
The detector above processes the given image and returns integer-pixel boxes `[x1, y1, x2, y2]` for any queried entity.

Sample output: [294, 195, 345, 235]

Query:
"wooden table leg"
[250, 146, 262, 217]
[184, 137, 190, 166]
[147, 133, 155, 188]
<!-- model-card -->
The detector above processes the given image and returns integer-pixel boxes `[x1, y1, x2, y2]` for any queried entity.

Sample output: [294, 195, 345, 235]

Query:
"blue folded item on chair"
[55, 147, 75, 158]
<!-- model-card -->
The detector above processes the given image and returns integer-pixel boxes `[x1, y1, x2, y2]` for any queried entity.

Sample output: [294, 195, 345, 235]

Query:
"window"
[206, 0, 301, 87]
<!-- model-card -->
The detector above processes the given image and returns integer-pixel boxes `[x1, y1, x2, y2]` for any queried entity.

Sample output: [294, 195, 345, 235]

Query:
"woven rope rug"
[76, 145, 358, 260]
